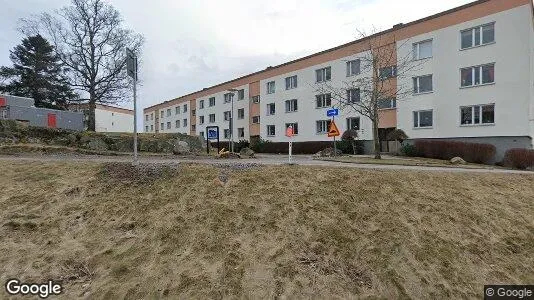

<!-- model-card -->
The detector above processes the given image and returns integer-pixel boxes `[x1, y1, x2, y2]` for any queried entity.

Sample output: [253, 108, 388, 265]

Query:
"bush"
[400, 144, 417, 157]
[234, 140, 250, 153]
[503, 148, 534, 170]
[414, 140, 496, 164]
[250, 138, 272, 153]
[337, 140, 364, 155]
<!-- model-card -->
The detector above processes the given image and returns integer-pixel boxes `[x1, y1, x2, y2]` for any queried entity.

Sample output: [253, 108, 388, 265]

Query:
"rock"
[173, 140, 191, 155]
[317, 148, 343, 157]
[450, 157, 466, 165]
[85, 137, 108, 151]
[239, 147, 255, 158]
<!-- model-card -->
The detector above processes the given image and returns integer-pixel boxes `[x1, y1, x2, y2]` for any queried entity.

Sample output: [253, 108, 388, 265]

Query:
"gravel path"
[0, 154, 532, 174]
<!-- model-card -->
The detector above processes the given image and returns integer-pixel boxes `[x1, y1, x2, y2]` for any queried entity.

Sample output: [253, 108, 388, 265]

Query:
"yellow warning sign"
[327, 121, 340, 137]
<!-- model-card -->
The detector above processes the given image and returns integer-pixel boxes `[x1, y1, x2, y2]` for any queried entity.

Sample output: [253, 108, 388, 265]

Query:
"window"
[223, 111, 231, 121]
[183, 119, 188, 127]
[346, 59, 360, 76]
[413, 40, 432, 60]
[183, 104, 188, 113]
[190, 109, 195, 117]
[192, 124, 196, 131]
[285, 99, 298, 112]
[160, 111, 164, 118]
[316, 67, 331, 82]
[167, 122, 171, 129]
[224, 93, 233, 103]
[316, 120, 331, 134]
[160, 122, 164, 130]
[413, 110, 433, 128]
[285, 75, 297, 90]
[378, 98, 397, 109]
[461, 64, 494, 87]
[145, 125, 149, 132]
[224, 129, 231, 139]
[199, 100, 205, 109]
[151, 113, 154, 120]
[316, 94, 332, 108]
[175, 106, 180, 114]
[238, 108, 245, 120]
[267, 81, 275, 94]
[145, 115, 149, 121]
[238, 89, 245, 100]
[199, 115, 205, 124]
[461, 23, 494, 49]
[209, 97, 216, 107]
[267, 103, 276, 115]
[460, 104, 495, 125]
[175, 120, 180, 128]
[347, 117, 360, 130]
[413, 75, 433, 94]
[209, 114, 215, 123]
[237, 127, 244, 138]
[347, 88, 360, 103]
[252, 116, 260, 124]
[266, 125, 276, 136]
[285, 123, 298, 135]
[379, 66, 397, 79]
[252, 95, 260, 103]
[150, 125, 153, 131]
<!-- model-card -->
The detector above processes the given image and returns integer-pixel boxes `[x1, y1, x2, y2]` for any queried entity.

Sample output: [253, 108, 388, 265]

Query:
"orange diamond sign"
[286, 126, 294, 137]
[327, 121, 340, 137]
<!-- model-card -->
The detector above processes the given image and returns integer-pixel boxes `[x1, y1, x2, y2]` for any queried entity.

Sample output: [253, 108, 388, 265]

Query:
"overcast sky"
[0, 0, 473, 112]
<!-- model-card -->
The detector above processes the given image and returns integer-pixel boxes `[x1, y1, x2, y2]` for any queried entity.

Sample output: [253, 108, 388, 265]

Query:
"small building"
[69, 103, 134, 133]
[0, 94, 84, 131]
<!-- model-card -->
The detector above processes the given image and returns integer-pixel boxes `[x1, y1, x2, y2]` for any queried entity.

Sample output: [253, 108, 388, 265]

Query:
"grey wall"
[0, 94, 34, 108]
[5, 105, 84, 131]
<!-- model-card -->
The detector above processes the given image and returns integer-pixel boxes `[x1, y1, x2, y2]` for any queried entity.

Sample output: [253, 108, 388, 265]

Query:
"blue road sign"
[327, 108, 339, 117]
[207, 129, 218, 140]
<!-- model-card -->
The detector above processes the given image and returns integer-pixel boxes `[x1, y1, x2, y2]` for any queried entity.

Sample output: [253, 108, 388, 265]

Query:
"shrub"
[250, 138, 272, 153]
[400, 144, 417, 157]
[234, 140, 250, 153]
[414, 140, 496, 164]
[503, 148, 534, 170]
[387, 129, 409, 144]
[337, 140, 364, 154]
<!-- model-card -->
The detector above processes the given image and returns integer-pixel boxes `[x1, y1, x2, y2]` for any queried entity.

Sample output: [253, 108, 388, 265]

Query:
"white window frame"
[252, 116, 260, 124]
[199, 100, 204, 109]
[266, 125, 276, 136]
[378, 98, 397, 110]
[346, 59, 360, 77]
[199, 115, 204, 125]
[461, 22, 495, 50]
[224, 93, 233, 103]
[347, 88, 360, 103]
[175, 120, 180, 128]
[460, 63, 495, 88]
[346, 117, 360, 131]
[413, 40, 433, 60]
[167, 109, 171, 117]
[285, 75, 297, 90]
[209, 113, 216, 123]
[237, 127, 245, 138]
[175, 107, 180, 114]
[285, 99, 298, 113]
[316, 120, 331, 134]
[223, 111, 231, 121]
[183, 119, 188, 127]
[237, 108, 245, 120]
[160, 123, 164, 130]
[266, 81, 276, 94]
[145, 115, 149, 121]
[413, 110, 433, 129]
[413, 75, 433, 94]
[252, 95, 260, 103]
[315, 94, 332, 108]
[316, 67, 331, 83]
[267, 103, 276, 116]
[167, 122, 171, 129]
[238, 89, 245, 100]
[224, 129, 231, 139]
[183, 104, 188, 113]
[460, 104, 495, 126]
[209, 97, 216, 107]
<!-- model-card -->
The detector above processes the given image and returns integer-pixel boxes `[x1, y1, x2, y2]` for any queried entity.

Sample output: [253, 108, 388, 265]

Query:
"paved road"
[1, 154, 532, 174]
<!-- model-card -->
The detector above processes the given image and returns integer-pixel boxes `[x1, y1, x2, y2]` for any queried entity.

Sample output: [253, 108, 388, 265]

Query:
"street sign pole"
[127, 48, 138, 165]
[286, 125, 294, 164]
[289, 140, 293, 164]
[326, 108, 341, 156]
[332, 116, 336, 157]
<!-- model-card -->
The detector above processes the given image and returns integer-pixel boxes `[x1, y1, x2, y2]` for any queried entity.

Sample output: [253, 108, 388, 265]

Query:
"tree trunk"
[88, 91, 96, 131]
[373, 118, 381, 159]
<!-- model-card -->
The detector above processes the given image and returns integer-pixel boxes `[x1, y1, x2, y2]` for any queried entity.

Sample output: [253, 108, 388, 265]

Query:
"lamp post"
[227, 88, 238, 153]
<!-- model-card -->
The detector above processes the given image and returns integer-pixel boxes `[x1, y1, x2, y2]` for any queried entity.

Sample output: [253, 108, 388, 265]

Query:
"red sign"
[285, 126, 294, 137]
[0, 97, 6, 107]
[327, 121, 340, 137]
[47, 113, 57, 128]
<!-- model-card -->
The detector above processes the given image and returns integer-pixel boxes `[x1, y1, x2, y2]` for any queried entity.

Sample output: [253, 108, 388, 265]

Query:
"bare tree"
[316, 29, 424, 159]
[21, 0, 144, 131]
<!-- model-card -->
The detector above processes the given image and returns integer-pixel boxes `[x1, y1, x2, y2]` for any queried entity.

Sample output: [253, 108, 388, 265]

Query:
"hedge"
[503, 148, 534, 170]
[414, 140, 496, 164]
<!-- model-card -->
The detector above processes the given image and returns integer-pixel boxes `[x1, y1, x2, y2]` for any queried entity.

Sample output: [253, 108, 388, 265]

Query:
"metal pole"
[133, 60, 138, 165]
[288, 141, 292, 164]
[230, 93, 234, 153]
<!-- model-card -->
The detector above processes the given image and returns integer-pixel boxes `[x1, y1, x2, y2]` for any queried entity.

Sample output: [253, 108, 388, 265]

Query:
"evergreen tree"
[0, 35, 77, 109]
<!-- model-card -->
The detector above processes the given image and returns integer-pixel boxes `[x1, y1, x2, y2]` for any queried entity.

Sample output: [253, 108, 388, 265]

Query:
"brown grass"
[0, 160, 533, 299]
[317, 155, 498, 169]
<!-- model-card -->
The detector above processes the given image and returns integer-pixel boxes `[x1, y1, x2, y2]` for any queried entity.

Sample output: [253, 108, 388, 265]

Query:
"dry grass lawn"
[0, 160, 533, 299]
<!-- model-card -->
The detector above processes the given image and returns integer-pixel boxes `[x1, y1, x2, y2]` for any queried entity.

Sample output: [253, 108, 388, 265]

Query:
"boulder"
[317, 148, 343, 157]
[239, 147, 255, 158]
[173, 140, 191, 155]
[450, 157, 467, 165]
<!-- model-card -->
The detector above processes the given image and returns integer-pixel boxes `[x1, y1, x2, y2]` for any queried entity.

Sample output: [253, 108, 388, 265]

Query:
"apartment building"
[69, 103, 134, 132]
[144, 0, 534, 159]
